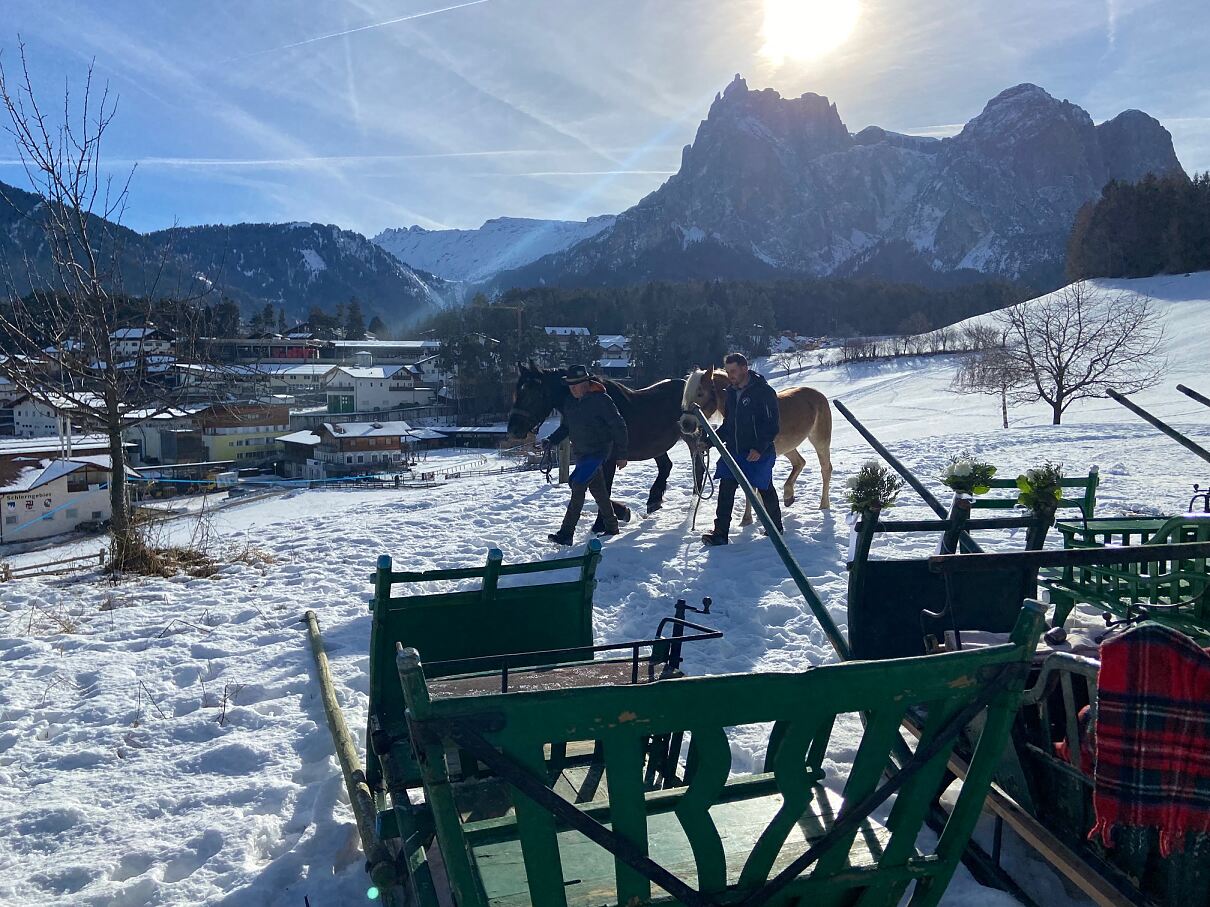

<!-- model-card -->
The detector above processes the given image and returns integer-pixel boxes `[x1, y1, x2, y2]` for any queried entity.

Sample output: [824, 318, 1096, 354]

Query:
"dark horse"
[508, 362, 704, 519]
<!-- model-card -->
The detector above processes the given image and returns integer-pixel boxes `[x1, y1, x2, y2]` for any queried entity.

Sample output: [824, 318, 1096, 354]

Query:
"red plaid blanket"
[1091, 623, 1210, 856]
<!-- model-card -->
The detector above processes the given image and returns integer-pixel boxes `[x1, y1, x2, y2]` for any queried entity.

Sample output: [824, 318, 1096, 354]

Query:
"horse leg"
[740, 498, 754, 526]
[646, 453, 673, 515]
[783, 448, 807, 508]
[810, 435, 833, 509]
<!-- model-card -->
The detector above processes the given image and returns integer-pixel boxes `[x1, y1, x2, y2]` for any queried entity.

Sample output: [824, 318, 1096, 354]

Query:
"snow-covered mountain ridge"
[374, 215, 615, 283]
[490, 79, 1184, 291]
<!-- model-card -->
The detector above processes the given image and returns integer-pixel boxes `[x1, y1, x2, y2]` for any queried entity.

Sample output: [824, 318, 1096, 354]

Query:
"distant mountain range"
[2, 78, 1187, 326]
[0, 180, 450, 328]
[375, 79, 1184, 292]
[374, 216, 614, 284]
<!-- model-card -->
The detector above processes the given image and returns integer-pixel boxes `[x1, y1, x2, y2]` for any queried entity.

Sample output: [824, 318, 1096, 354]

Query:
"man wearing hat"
[541, 365, 629, 545]
[702, 352, 782, 546]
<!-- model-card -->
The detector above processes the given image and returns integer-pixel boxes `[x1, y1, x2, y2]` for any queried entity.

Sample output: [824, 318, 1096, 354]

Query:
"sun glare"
[760, 0, 861, 65]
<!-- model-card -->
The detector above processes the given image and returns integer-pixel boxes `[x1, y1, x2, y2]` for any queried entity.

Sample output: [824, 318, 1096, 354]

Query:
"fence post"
[558, 439, 571, 484]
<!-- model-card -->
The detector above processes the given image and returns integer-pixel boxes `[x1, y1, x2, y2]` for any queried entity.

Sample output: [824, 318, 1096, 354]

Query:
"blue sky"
[2, 0, 1207, 236]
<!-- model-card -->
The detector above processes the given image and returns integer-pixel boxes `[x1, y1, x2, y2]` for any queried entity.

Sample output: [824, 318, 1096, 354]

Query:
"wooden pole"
[1177, 384, 1210, 410]
[834, 399, 982, 554]
[1108, 388, 1210, 465]
[690, 405, 852, 661]
[303, 610, 400, 903]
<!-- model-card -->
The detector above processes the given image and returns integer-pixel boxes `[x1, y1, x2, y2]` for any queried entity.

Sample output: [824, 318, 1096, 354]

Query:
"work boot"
[548, 530, 575, 545]
[594, 525, 620, 537]
[701, 531, 729, 546]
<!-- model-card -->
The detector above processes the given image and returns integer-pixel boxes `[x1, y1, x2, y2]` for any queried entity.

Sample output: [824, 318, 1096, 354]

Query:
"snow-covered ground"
[1, 273, 1207, 905]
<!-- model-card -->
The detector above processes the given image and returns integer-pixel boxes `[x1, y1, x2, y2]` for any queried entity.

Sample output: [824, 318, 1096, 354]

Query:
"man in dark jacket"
[543, 365, 629, 545]
[702, 352, 782, 546]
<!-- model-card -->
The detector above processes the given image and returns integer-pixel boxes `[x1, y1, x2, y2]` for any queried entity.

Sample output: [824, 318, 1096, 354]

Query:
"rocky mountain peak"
[1097, 109, 1183, 183]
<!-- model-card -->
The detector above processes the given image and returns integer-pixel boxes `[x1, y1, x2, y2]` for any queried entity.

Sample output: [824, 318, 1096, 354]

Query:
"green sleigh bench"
[1040, 515, 1210, 639]
[969, 466, 1100, 522]
[395, 603, 1047, 907]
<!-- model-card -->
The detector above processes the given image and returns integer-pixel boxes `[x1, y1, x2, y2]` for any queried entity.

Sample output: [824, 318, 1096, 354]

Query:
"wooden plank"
[903, 720, 1137, 907]
[930, 541, 1210, 573]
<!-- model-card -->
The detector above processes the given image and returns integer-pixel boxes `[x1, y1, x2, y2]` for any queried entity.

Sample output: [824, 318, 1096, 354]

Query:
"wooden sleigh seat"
[397, 603, 1047, 907]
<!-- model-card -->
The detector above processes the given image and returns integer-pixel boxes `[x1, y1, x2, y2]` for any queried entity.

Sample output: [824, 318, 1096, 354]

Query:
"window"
[42, 513, 53, 521]
[345, 455, 353, 464]
[357, 455, 364, 463]
[5, 515, 15, 525]
[66, 509, 78, 519]
[91, 511, 102, 519]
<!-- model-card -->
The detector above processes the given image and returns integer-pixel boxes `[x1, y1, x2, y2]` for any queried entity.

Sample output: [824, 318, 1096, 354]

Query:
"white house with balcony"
[0, 454, 128, 543]
[324, 365, 435, 414]
[110, 327, 174, 358]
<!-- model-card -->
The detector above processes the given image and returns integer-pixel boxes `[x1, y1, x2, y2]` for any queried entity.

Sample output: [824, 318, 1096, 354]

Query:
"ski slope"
[0, 273, 1207, 905]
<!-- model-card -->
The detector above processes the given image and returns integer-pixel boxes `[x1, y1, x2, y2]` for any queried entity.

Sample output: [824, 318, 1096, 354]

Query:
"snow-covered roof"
[596, 358, 632, 368]
[544, 326, 591, 336]
[329, 366, 410, 380]
[252, 364, 336, 377]
[276, 430, 321, 446]
[407, 427, 447, 441]
[327, 339, 439, 350]
[111, 327, 171, 340]
[320, 421, 413, 438]
[0, 455, 127, 494]
[596, 334, 629, 349]
[0, 434, 113, 456]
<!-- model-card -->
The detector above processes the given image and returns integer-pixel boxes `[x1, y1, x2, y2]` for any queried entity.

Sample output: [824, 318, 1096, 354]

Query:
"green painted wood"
[401, 604, 1045, 906]
[740, 713, 828, 888]
[672, 727, 730, 893]
[972, 469, 1099, 520]
[601, 733, 652, 903]
[510, 742, 569, 907]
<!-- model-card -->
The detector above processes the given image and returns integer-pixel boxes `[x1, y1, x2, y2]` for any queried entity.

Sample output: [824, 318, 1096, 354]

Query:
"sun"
[760, 0, 861, 65]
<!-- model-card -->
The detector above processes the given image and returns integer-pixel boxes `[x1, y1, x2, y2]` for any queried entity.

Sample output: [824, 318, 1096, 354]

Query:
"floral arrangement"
[1017, 462, 1064, 513]
[845, 460, 904, 513]
[940, 454, 997, 496]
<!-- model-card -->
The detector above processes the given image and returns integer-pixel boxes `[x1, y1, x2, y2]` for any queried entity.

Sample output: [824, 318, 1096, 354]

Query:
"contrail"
[227, 0, 492, 61]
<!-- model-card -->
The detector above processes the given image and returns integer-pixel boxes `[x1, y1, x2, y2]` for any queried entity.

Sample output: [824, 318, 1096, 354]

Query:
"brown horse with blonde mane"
[680, 366, 833, 524]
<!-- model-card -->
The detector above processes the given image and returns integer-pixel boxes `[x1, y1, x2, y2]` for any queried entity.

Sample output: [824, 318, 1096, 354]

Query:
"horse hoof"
[646, 502, 662, 515]
[613, 503, 633, 524]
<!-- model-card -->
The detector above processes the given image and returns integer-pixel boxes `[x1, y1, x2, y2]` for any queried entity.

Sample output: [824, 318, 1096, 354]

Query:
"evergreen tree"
[367, 315, 387, 338]
[345, 298, 366, 341]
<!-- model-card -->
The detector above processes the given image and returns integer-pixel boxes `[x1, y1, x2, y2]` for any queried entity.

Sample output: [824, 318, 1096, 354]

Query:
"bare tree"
[995, 281, 1165, 425]
[0, 46, 212, 568]
[951, 329, 1029, 428]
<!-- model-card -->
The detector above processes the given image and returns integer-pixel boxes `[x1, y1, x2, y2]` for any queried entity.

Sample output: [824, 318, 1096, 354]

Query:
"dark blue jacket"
[719, 371, 780, 460]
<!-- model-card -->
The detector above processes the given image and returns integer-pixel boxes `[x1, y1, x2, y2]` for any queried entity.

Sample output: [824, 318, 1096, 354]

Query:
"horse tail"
[813, 388, 833, 448]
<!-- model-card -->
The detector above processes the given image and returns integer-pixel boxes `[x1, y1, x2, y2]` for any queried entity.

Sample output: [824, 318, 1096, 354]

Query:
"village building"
[312, 421, 415, 476]
[324, 364, 435, 414]
[0, 454, 128, 544]
[543, 326, 592, 350]
[109, 327, 174, 359]
[192, 403, 291, 465]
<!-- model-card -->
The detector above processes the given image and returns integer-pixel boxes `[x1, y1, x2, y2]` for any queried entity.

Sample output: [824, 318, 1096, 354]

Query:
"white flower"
[845, 475, 860, 489]
[863, 459, 880, 471]
[952, 459, 973, 478]
[1025, 469, 1040, 484]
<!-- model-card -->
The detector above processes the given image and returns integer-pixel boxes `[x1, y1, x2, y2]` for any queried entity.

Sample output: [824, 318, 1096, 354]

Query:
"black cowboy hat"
[562, 364, 593, 386]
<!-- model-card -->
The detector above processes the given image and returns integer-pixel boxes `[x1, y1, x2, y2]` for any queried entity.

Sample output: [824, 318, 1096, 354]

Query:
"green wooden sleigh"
[395, 603, 1046, 907]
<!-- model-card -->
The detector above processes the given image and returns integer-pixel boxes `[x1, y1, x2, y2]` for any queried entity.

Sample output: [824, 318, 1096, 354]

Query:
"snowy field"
[1, 273, 1207, 905]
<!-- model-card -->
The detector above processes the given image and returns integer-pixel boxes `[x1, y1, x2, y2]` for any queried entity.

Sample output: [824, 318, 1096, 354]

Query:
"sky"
[1, 0, 1208, 237]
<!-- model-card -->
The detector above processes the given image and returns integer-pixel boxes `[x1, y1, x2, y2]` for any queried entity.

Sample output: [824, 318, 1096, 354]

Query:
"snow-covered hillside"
[0, 274, 1206, 905]
[374, 215, 615, 283]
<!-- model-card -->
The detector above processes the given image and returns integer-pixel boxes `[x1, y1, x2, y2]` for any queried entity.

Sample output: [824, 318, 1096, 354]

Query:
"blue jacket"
[719, 371, 780, 460]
